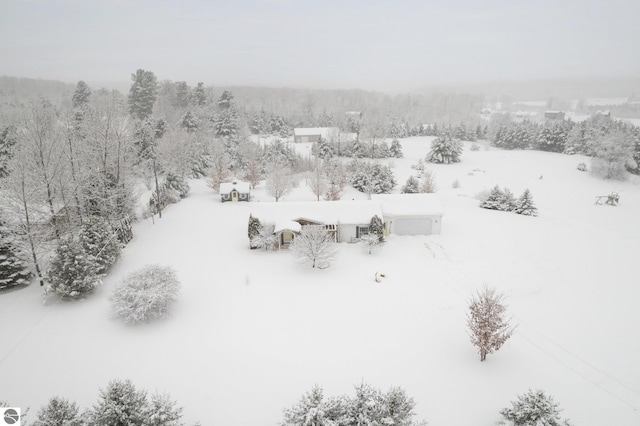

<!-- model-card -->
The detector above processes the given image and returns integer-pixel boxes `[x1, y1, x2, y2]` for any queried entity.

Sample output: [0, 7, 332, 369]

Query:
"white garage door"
[393, 218, 432, 235]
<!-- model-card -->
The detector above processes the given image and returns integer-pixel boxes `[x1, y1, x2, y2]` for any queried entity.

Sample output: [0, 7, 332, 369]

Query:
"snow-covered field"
[1, 138, 639, 425]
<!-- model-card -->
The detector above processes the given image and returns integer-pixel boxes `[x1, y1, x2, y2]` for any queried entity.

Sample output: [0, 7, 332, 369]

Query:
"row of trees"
[491, 116, 640, 179]
[282, 384, 571, 426]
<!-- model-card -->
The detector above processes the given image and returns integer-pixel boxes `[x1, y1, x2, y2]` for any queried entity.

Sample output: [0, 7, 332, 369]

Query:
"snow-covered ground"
[1, 138, 639, 425]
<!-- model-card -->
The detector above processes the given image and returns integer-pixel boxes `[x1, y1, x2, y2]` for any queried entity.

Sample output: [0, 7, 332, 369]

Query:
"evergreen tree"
[0, 125, 18, 178]
[217, 90, 234, 109]
[427, 134, 463, 163]
[212, 108, 239, 138]
[128, 69, 158, 120]
[34, 396, 83, 426]
[499, 389, 572, 426]
[191, 82, 207, 106]
[369, 215, 384, 242]
[79, 216, 121, 274]
[0, 221, 32, 290]
[180, 110, 200, 132]
[467, 285, 515, 361]
[514, 189, 538, 216]
[248, 215, 262, 248]
[173, 81, 190, 109]
[389, 138, 403, 158]
[46, 236, 101, 299]
[146, 392, 183, 426]
[401, 176, 420, 194]
[72, 80, 91, 109]
[91, 379, 148, 426]
[315, 136, 334, 160]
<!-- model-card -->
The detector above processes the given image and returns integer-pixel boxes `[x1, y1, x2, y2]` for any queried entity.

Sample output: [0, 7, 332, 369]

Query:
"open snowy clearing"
[1, 138, 639, 425]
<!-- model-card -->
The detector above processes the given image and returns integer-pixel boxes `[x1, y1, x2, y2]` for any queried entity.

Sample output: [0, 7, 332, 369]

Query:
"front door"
[231, 190, 238, 202]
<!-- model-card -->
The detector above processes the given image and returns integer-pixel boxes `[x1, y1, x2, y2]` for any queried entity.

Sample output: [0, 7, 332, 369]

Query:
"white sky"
[1, 0, 639, 91]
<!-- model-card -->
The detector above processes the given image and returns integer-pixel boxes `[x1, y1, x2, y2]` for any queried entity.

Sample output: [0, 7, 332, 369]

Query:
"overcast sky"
[1, 0, 639, 92]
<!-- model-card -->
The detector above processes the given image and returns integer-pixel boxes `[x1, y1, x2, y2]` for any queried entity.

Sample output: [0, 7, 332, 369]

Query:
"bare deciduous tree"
[290, 226, 337, 268]
[467, 285, 515, 361]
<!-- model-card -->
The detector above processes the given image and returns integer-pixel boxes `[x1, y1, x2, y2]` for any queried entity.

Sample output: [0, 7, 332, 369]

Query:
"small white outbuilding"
[219, 181, 251, 202]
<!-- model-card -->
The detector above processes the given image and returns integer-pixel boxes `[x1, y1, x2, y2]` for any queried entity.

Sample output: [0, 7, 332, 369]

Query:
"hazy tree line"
[490, 114, 640, 178]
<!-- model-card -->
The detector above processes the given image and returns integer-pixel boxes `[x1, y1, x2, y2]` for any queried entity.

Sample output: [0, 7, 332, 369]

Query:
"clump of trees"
[499, 389, 572, 426]
[427, 134, 463, 164]
[467, 285, 515, 361]
[403, 159, 438, 193]
[0, 220, 32, 290]
[480, 186, 537, 216]
[349, 161, 396, 196]
[111, 265, 181, 324]
[282, 383, 425, 426]
[32, 379, 185, 426]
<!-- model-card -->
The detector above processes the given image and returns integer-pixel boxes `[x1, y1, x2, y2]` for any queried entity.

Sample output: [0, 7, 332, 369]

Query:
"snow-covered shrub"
[350, 163, 396, 195]
[499, 389, 572, 426]
[146, 392, 184, 426]
[470, 142, 480, 151]
[480, 185, 515, 212]
[0, 222, 32, 290]
[290, 226, 337, 268]
[427, 135, 463, 164]
[46, 236, 102, 299]
[79, 215, 121, 274]
[164, 172, 190, 198]
[577, 162, 587, 171]
[323, 183, 342, 201]
[360, 233, 381, 254]
[401, 176, 420, 194]
[590, 129, 635, 180]
[467, 285, 515, 361]
[282, 383, 421, 426]
[91, 379, 148, 426]
[111, 265, 180, 324]
[420, 169, 438, 193]
[248, 214, 261, 249]
[452, 179, 460, 189]
[34, 396, 84, 426]
[251, 223, 277, 251]
[390, 138, 403, 158]
[513, 189, 538, 216]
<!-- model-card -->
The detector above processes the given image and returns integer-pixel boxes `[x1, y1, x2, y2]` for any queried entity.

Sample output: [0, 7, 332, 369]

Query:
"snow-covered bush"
[290, 226, 337, 268]
[499, 389, 572, 426]
[34, 396, 84, 426]
[452, 179, 460, 189]
[46, 236, 102, 299]
[282, 383, 421, 426]
[420, 169, 438, 193]
[427, 135, 463, 164]
[577, 162, 587, 172]
[111, 265, 180, 324]
[470, 142, 480, 151]
[361, 233, 381, 254]
[467, 285, 515, 361]
[251, 223, 277, 251]
[479, 185, 516, 212]
[164, 172, 190, 198]
[390, 138, 403, 158]
[401, 176, 420, 193]
[350, 163, 396, 195]
[79, 215, 121, 274]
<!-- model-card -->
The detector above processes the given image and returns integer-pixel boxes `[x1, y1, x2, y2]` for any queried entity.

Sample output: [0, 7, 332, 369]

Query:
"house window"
[240, 193, 247, 200]
[223, 194, 230, 200]
[356, 226, 369, 238]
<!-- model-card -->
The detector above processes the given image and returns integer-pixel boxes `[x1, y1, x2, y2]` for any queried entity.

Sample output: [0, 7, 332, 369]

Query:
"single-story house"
[250, 200, 383, 248]
[544, 111, 565, 121]
[293, 127, 340, 143]
[220, 180, 251, 202]
[371, 194, 443, 236]
[249, 194, 443, 248]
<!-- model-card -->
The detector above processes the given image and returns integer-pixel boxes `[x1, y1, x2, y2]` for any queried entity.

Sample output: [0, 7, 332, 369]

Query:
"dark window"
[356, 226, 369, 238]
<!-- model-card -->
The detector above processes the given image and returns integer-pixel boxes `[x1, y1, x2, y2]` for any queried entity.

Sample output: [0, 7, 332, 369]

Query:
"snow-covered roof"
[370, 194, 443, 217]
[250, 200, 383, 228]
[219, 181, 251, 193]
[293, 127, 339, 138]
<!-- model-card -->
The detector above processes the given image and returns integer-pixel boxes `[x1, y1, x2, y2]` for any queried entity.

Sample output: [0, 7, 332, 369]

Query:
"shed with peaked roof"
[220, 181, 251, 202]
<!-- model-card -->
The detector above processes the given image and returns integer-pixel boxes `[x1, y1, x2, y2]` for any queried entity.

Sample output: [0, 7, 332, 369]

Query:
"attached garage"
[371, 193, 443, 236]
[392, 217, 433, 235]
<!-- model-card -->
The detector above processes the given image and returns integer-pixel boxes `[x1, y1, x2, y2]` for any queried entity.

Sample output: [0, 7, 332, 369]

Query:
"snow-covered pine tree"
[191, 82, 207, 107]
[180, 110, 200, 133]
[79, 216, 121, 275]
[217, 90, 234, 109]
[500, 187, 517, 212]
[401, 176, 420, 194]
[34, 396, 84, 426]
[111, 265, 180, 324]
[46, 236, 101, 299]
[499, 389, 572, 426]
[146, 392, 184, 426]
[91, 379, 148, 426]
[289, 226, 337, 268]
[0, 222, 32, 290]
[282, 385, 347, 426]
[164, 172, 190, 198]
[72, 80, 91, 109]
[248, 215, 262, 249]
[252, 223, 277, 251]
[369, 215, 384, 242]
[480, 185, 505, 210]
[514, 189, 538, 216]
[390, 138, 403, 158]
[0, 125, 18, 178]
[427, 134, 463, 164]
[467, 285, 515, 361]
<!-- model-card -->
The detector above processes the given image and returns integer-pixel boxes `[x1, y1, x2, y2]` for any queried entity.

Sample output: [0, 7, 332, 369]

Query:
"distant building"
[293, 127, 340, 143]
[593, 110, 611, 119]
[219, 180, 250, 202]
[544, 111, 565, 121]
